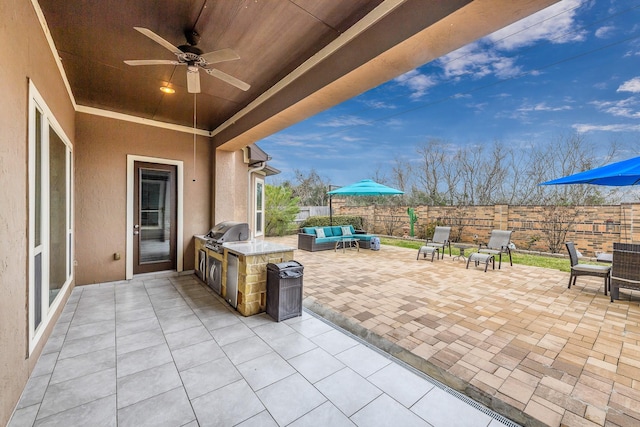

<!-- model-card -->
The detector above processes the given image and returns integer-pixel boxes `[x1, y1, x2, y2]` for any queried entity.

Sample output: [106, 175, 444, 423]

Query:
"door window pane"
[140, 169, 171, 263]
[49, 127, 67, 305]
[35, 109, 42, 247]
[255, 179, 264, 235]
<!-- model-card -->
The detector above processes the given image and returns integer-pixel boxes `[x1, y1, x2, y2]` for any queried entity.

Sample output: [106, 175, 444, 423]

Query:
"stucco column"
[215, 149, 248, 225]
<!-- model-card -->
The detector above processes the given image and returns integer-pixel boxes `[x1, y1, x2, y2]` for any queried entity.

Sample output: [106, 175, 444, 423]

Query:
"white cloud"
[573, 123, 640, 133]
[618, 77, 640, 93]
[487, 0, 588, 50]
[438, 0, 588, 81]
[595, 25, 616, 38]
[361, 100, 397, 109]
[341, 136, 366, 142]
[317, 115, 370, 127]
[591, 97, 640, 119]
[265, 132, 332, 148]
[394, 70, 437, 98]
[383, 118, 404, 128]
[517, 102, 573, 112]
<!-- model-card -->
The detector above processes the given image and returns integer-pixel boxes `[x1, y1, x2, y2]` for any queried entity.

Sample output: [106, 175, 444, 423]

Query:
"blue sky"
[261, 0, 640, 187]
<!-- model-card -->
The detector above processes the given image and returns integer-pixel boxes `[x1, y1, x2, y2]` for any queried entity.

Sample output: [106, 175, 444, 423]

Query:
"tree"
[291, 169, 330, 206]
[265, 185, 300, 236]
[538, 205, 580, 253]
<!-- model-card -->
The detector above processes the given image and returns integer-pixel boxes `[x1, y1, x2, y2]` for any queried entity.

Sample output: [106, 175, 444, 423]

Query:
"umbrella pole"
[329, 194, 333, 226]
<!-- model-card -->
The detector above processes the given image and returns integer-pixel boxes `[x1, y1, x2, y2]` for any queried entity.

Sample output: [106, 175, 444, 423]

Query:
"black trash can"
[266, 261, 304, 322]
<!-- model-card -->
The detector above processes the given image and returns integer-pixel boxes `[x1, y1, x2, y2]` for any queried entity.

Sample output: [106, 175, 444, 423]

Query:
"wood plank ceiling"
[38, 0, 384, 130]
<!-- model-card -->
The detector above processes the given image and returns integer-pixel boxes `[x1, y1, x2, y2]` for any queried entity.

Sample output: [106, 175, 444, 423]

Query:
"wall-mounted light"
[160, 86, 175, 94]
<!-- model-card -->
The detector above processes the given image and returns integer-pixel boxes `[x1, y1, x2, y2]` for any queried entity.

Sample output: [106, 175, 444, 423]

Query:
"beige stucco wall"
[215, 150, 248, 227]
[0, 1, 76, 425]
[74, 114, 213, 285]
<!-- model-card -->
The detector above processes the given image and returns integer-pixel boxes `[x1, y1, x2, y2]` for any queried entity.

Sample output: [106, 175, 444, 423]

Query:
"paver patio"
[267, 235, 640, 427]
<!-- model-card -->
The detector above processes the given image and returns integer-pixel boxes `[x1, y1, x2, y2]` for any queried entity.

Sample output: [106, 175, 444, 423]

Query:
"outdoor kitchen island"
[195, 236, 295, 316]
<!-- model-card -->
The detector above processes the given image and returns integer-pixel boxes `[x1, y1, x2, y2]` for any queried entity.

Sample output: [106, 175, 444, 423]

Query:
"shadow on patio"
[269, 235, 640, 427]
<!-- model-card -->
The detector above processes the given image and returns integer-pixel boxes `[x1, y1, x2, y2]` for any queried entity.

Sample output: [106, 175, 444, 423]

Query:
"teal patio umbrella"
[327, 179, 404, 225]
[327, 179, 405, 196]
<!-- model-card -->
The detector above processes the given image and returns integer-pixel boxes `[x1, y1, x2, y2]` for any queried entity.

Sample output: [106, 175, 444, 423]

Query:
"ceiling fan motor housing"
[185, 29, 200, 46]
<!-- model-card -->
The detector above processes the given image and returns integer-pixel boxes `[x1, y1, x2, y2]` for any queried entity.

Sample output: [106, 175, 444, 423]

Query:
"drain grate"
[304, 308, 523, 427]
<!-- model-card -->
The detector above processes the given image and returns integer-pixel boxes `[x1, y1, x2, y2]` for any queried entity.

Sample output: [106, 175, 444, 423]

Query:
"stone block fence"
[332, 202, 640, 256]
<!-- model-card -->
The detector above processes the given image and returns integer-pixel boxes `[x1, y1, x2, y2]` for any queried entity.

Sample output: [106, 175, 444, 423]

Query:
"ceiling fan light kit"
[124, 27, 250, 94]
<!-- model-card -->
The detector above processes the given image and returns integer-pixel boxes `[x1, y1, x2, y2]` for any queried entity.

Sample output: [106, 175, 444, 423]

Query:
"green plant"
[420, 218, 444, 241]
[407, 208, 418, 237]
[265, 185, 300, 236]
[300, 215, 364, 230]
[526, 234, 541, 250]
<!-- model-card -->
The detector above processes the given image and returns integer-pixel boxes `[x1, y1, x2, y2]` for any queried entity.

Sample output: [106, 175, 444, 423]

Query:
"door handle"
[134, 224, 139, 235]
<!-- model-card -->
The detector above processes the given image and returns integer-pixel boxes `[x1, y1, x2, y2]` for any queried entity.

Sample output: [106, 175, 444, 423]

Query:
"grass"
[379, 237, 572, 272]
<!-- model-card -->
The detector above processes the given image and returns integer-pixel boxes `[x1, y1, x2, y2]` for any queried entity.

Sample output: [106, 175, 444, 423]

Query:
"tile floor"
[9, 273, 513, 427]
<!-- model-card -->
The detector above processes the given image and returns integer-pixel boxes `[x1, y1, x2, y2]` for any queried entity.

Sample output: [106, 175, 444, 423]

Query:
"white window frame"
[28, 80, 74, 355]
[254, 177, 265, 237]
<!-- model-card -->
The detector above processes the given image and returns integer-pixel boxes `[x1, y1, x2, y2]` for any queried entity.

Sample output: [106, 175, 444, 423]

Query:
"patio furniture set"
[567, 241, 640, 301]
[298, 225, 376, 252]
[417, 227, 513, 272]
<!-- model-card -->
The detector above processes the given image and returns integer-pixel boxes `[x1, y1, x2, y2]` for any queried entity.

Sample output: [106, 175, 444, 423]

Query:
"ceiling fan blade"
[200, 48, 240, 65]
[124, 59, 181, 66]
[204, 68, 250, 91]
[133, 27, 182, 55]
[187, 67, 201, 93]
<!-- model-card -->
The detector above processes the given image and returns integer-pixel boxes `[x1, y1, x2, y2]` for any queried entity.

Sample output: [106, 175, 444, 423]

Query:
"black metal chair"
[565, 242, 611, 296]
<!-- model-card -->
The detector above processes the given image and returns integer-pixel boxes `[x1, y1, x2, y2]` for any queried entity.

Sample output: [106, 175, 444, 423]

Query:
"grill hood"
[206, 221, 249, 243]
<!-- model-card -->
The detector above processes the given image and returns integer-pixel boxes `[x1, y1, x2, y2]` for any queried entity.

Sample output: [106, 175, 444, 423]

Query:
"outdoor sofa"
[298, 225, 376, 251]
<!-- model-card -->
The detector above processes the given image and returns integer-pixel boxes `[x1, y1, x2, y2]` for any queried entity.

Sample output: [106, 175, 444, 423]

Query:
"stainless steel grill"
[204, 221, 249, 253]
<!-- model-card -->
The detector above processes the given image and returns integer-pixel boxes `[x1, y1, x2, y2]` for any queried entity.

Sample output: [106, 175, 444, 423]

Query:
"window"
[28, 81, 73, 354]
[255, 178, 264, 237]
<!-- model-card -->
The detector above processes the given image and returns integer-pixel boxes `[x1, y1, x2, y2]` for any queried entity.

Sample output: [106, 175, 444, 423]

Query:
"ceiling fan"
[124, 27, 250, 93]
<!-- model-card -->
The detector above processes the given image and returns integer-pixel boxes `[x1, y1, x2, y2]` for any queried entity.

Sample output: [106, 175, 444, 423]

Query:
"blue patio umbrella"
[540, 156, 640, 242]
[327, 179, 403, 225]
[540, 156, 640, 187]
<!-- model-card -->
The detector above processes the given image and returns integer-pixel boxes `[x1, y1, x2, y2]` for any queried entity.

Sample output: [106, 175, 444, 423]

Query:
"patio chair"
[610, 243, 640, 302]
[477, 230, 513, 269]
[565, 242, 611, 296]
[417, 226, 451, 260]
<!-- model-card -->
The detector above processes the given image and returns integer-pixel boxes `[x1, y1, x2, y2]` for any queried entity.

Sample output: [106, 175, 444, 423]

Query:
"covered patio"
[11, 237, 640, 427]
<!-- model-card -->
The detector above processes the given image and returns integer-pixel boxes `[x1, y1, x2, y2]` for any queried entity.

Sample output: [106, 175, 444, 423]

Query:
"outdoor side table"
[453, 245, 469, 262]
[596, 253, 613, 263]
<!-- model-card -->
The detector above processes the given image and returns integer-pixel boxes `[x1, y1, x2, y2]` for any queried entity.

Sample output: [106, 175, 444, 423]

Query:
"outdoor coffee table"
[335, 237, 360, 253]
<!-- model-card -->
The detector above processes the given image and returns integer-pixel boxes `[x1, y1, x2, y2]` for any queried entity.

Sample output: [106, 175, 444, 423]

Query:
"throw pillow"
[341, 226, 352, 236]
[316, 228, 326, 238]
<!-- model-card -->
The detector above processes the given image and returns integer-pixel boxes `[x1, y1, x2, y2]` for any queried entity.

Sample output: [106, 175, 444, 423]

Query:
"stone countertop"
[223, 240, 295, 256]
